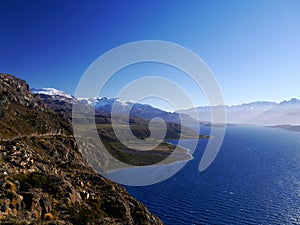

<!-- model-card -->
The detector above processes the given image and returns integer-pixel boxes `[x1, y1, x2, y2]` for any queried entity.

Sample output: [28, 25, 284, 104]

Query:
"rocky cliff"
[0, 73, 163, 225]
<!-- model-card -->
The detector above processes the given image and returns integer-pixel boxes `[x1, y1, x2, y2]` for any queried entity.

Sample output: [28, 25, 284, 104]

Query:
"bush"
[14, 173, 28, 183]
[14, 172, 48, 189]
[68, 202, 106, 225]
[87, 197, 102, 210]
[27, 172, 48, 188]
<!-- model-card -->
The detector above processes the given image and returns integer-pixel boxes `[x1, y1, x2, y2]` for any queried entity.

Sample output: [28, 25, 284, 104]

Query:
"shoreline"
[266, 124, 300, 132]
[104, 140, 198, 174]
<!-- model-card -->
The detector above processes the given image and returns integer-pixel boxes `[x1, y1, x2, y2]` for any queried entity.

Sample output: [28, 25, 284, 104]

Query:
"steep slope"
[0, 75, 73, 139]
[34, 88, 207, 168]
[0, 73, 163, 225]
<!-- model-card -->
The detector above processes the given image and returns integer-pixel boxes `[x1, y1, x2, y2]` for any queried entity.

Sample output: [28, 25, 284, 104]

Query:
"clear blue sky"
[1, 0, 300, 109]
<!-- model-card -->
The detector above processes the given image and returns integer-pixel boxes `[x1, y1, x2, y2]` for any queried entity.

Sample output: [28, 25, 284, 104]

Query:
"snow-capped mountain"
[78, 97, 184, 124]
[32, 87, 300, 126]
[31, 88, 74, 100]
[78, 97, 133, 113]
[178, 99, 300, 125]
[31, 88, 193, 124]
[31, 88, 80, 114]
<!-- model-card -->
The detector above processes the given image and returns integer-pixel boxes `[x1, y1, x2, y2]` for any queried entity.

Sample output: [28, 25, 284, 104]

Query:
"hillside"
[0, 73, 163, 224]
[31, 88, 200, 128]
[33, 87, 208, 169]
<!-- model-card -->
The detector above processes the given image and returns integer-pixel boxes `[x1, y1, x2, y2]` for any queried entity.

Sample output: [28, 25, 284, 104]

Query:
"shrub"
[67, 202, 106, 225]
[14, 173, 28, 183]
[27, 172, 48, 188]
[14, 172, 48, 189]
[87, 197, 102, 210]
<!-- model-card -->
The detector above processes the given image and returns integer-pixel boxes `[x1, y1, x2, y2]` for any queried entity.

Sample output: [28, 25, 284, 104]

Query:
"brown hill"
[38, 91, 207, 168]
[0, 73, 163, 225]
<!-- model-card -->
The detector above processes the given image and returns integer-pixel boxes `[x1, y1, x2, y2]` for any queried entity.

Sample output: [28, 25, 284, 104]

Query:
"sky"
[1, 0, 300, 111]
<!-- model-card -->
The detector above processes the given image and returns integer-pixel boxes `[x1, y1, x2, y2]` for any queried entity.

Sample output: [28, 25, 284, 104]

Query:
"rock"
[0, 73, 164, 224]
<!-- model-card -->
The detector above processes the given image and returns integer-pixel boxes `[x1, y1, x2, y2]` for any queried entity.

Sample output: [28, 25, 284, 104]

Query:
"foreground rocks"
[0, 73, 163, 225]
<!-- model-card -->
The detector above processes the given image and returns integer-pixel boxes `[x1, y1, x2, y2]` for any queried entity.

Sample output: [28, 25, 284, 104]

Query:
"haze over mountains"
[179, 99, 300, 126]
[32, 88, 300, 126]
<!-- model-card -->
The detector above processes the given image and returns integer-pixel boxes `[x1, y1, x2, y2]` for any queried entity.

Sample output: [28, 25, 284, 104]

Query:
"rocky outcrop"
[0, 73, 72, 139]
[0, 73, 163, 225]
[0, 73, 39, 108]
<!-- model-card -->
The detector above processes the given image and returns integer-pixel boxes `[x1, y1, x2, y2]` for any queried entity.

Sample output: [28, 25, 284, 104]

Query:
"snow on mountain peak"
[77, 97, 132, 110]
[31, 88, 74, 99]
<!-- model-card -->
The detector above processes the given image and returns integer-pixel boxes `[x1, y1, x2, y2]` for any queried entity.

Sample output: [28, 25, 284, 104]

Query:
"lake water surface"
[108, 125, 300, 224]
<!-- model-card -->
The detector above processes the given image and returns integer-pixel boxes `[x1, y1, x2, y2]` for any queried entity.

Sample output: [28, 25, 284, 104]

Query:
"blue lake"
[113, 125, 300, 224]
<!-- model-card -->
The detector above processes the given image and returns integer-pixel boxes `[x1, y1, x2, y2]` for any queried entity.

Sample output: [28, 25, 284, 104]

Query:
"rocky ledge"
[0, 73, 163, 225]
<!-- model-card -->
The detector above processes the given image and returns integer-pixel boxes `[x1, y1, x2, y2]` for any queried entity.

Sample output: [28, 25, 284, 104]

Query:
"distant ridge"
[31, 87, 300, 126]
[178, 98, 300, 125]
[31, 87, 196, 125]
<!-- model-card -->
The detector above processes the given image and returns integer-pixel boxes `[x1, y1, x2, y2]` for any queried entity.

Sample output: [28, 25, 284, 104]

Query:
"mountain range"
[31, 87, 300, 126]
[179, 99, 300, 125]
[31, 88, 193, 125]
[31, 87, 206, 169]
[2, 73, 297, 224]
